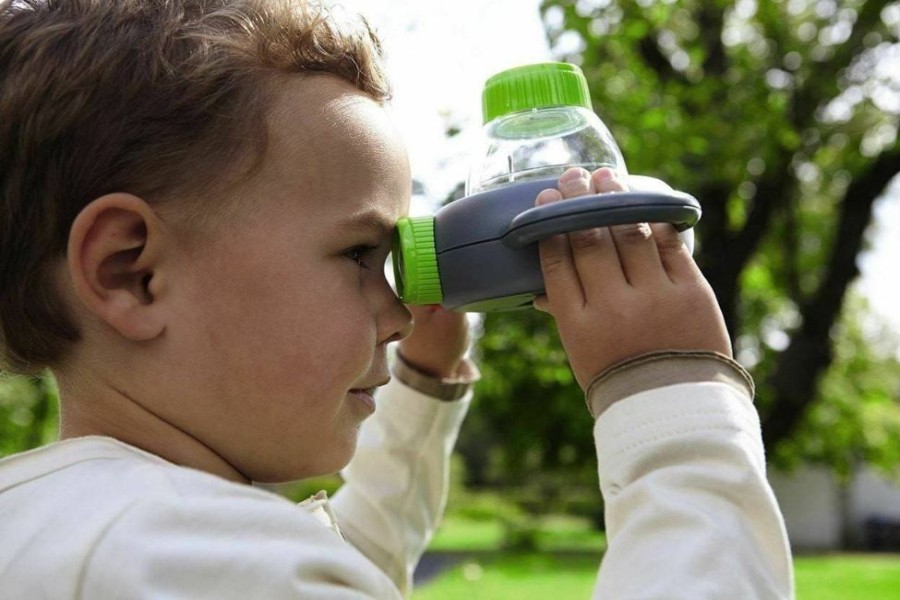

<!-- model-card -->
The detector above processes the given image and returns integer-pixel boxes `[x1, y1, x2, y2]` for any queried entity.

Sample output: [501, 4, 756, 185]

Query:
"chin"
[252, 435, 359, 484]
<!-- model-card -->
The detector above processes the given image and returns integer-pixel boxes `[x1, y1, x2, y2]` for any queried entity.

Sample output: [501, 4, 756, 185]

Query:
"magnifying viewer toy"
[392, 63, 701, 312]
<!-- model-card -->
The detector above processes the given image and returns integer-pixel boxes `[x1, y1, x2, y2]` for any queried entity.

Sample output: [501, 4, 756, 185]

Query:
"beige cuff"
[585, 351, 755, 419]
[392, 351, 481, 402]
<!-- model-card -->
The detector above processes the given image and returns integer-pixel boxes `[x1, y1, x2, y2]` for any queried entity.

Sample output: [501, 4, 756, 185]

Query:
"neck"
[55, 369, 249, 485]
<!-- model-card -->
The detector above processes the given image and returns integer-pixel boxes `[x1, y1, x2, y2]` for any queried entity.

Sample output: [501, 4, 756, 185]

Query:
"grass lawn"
[794, 554, 900, 599]
[415, 515, 900, 599]
[428, 514, 606, 553]
[414, 553, 599, 599]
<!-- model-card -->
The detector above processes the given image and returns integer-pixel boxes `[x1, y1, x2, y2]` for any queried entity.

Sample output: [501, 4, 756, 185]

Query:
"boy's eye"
[345, 244, 379, 269]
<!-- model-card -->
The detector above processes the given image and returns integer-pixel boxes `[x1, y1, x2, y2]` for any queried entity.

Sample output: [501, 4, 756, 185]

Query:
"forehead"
[259, 75, 411, 225]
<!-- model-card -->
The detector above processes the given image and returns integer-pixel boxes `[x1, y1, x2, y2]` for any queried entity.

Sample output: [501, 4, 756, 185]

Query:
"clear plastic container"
[466, 63, 628, 196]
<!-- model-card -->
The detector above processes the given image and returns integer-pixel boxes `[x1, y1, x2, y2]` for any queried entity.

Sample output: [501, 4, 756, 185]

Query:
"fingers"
[648, 223, 703, 283]
[589, 168, 687, 289]
[399, 304, 470, 378]
[539, 167, 701, 308]
[536, 188, 584, 309]
[557, 167, 593, 198]
[562, 169, 627, 295]
[535, 168, 730, 388]
[608, 222, 669, 287]
[567, 225, 626, 298]
[590, 168, 624, 194]
[589, 169, 670, 288]
[559, 168, 625, 301]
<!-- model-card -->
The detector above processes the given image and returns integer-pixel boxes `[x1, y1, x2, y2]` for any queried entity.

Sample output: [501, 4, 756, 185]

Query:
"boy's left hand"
[397, 305, 469, 379]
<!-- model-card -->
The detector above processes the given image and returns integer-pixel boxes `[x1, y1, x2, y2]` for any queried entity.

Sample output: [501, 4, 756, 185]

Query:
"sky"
[345, 0, 900, 339]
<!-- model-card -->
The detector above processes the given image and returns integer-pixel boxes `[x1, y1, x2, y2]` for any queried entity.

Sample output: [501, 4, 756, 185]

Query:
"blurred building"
[769, 466, 900, 551]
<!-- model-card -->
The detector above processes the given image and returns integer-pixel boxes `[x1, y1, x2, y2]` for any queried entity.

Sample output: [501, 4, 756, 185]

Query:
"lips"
[350, 386, 378, 396]
[348, 388, 376, 413]
[348, 378, 390, 414]
[352, 377, 391, 392]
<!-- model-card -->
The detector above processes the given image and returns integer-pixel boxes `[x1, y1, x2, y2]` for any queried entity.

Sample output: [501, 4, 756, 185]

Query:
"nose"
[376, 278, 414, 345]
[382, 299, 413, 344]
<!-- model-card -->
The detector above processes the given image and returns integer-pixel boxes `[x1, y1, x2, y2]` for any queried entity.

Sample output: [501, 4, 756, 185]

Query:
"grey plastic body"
[435, 175, 701, 312]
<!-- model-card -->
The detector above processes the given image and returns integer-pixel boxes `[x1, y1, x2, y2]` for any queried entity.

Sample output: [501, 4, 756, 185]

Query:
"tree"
[457, 0, 900, 483]
[546, 0, 900, 449]
[773, 293, 900, 480]
[0, 374, 58, 457]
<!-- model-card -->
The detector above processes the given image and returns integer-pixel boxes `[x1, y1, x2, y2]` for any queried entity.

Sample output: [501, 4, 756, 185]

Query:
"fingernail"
[559, 168, 590, 185]
[595, 168, 615, 182]
[536, 189, 562, 205]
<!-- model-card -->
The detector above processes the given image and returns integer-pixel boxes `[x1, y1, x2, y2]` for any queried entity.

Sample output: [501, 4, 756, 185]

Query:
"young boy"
[0, 0, 792, 598]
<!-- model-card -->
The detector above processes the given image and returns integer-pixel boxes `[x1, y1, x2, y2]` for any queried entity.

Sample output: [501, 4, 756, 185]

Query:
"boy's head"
[0, 0, 414, 480]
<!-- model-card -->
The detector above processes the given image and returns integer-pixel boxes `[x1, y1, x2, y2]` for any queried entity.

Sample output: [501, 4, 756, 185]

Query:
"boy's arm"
[536, 168, 793, 598]
[590, 355, 793, 598]
[330, 308, 476, 597]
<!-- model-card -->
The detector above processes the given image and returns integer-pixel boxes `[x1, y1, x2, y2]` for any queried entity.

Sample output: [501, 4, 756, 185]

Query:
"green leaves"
[459, 0, 900, 483]
[773, 295, 900, 481]
[0, 373, 58, 457]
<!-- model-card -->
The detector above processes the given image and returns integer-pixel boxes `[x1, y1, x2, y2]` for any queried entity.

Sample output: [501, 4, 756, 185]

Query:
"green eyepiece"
[392, 216, 442, 305]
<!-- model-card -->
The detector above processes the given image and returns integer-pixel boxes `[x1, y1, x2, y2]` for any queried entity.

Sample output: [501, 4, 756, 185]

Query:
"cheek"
[251, 276, 376, 376]
[177, 249, 380, 382]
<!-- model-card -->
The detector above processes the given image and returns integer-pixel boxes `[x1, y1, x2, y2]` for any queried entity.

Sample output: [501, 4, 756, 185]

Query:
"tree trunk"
[761, 145, 900, 449]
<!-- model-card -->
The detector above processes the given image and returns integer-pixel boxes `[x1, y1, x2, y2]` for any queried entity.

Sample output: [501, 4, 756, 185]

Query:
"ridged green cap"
[482, 62, 592, 124]
[392, 216, 442, 305]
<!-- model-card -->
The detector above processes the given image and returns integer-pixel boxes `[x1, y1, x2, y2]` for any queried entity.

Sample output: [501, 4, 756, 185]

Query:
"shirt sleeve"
[78, 491, 403, 599]
[592, 380, 794, 599]
[330, 375, 471, 597]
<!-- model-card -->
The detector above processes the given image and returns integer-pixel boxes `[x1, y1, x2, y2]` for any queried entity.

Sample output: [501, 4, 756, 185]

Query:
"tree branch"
[791, 0, 890, 129]
[637, 34, 688, 84]
[634, 0, 729, 85]
[697, 3, 727, 76]
[783, 194, 805, 304]
[730, 148, 796, 277]
[761, 140, 900, 448]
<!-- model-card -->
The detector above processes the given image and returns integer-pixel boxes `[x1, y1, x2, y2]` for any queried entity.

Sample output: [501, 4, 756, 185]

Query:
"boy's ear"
[67, 193, 169, 341]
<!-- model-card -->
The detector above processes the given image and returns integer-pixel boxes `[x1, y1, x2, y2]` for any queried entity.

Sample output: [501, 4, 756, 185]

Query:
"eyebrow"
[339, 211, 396, 238]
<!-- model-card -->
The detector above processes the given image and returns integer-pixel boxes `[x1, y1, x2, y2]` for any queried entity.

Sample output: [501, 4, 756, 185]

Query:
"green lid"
[392, 216, 442, 305]
[482, 62, 592, 124]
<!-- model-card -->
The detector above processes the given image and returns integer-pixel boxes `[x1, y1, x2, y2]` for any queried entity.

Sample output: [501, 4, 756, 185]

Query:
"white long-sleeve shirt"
[594, 381, 793, 597]
[0, 364, 792, 599]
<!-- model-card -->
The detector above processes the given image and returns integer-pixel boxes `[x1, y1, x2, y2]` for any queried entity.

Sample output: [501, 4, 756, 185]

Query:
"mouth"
[348, 378, 391, 413]
[350, 377, 391, 395]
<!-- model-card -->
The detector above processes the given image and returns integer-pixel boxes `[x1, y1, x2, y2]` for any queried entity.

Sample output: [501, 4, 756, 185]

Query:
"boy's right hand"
[534, 167, 732, 391]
